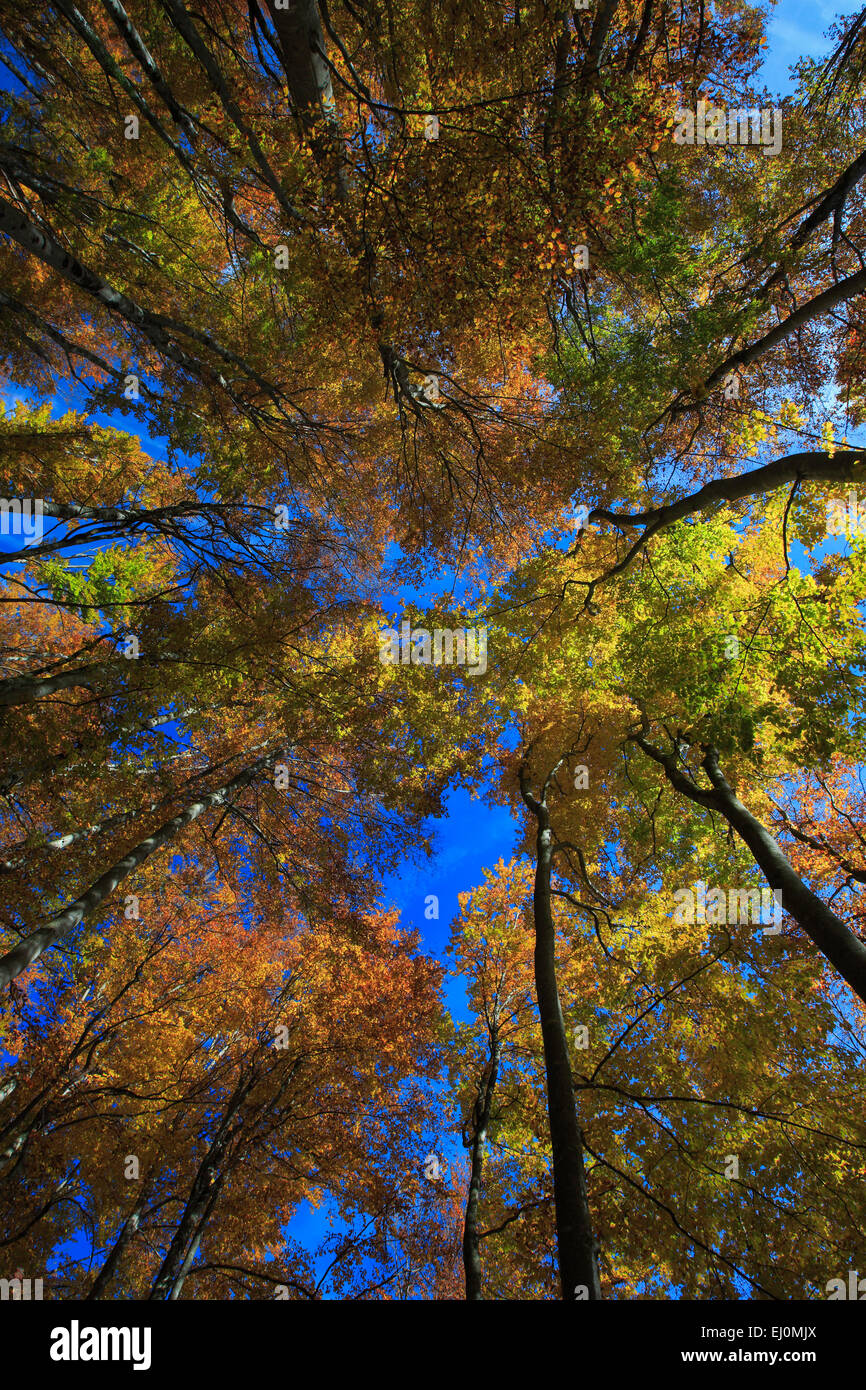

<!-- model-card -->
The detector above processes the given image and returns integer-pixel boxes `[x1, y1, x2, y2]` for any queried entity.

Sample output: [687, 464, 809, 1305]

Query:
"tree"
[443, 857, 866, 1300]
[4, 0, 866, 1307]
[0, 868, 445, 1299]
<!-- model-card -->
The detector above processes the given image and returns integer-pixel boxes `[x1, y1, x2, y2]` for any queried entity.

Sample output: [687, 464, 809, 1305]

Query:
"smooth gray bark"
[100, 0, 197, 138]
[590, 450, 866, 532]
[462, 1022, 500, 1300]
[161, 0, 311, 227]
[263, 0, 349, 200]
[635, 737, 866, 1005]
[0, 746, 287, 988]
[85, 1182, 151, 1300]
[0, 664, 106, 707]
[147, 1073, 253, 1299]
[0, 195, 282, 399]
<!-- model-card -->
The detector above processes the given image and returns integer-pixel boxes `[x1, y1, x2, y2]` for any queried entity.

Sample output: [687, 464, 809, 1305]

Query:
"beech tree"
[443, 857, 866, 1300]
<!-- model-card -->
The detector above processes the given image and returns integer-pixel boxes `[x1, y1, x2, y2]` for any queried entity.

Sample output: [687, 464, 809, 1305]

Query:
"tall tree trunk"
[520, 762, 601, 1300]
[149, 1180, 224, 1301]
[0, 746, 288, 988]
[147, 1073, 253, 1299]
[462, 1025, 500, 1300]
[0, 195, 281, 399]
[85, 1179, 152, 1299]
[0, 1114, 36, 1174]
[0, 783, 202, 872]
[635, 738, 866, 1006]
[0, 705, 202, 798]
[0, 664, 105, 707]
[258, 0, 422, 407]
[0, 497, 261, 562]
[168, 1230, 203, 1301]
[263, 0, 349, 200]
[52, 0, 197, 183]
[100, 0, 197, 138]
[160, 0, 309, 229]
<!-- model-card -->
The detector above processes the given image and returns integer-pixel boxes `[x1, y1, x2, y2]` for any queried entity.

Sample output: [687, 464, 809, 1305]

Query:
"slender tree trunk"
[52, 0, 194, 179]
[520, 764, 600, 1300]
[0, 1115, 35, 1173]
[0, 705, 202, 797]
[0, 195, 205, 379]
[147, 1074, 253, 1300]
[161, 0, 309, 228]
[0, 782, 201, 872]
[0, 664, 105, 707]
[0, 498, 254, 562]
[0, 195, 280, 397]
[100, 0, 197, 138]
[263, 0, 349, 200]
[0, 746, 288, 988]
[85, 1182, 151, 1299]
[585, 0, 618, 72]
[702, 749, 866, 1003]
[635, 738, 866, 1006]
[0, 1082, 68, 1178]
[149, 1167, 225, 1301]
[462, 1026, 500, 1300]
[260, 0, 420, 406]
[169, 1230, 204, 1301]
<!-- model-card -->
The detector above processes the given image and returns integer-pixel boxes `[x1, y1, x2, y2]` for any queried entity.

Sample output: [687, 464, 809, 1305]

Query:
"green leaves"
[37, 547, 156, 623]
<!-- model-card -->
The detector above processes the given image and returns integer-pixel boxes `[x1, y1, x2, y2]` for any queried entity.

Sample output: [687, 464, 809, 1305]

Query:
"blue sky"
[759, 0, 864, 93]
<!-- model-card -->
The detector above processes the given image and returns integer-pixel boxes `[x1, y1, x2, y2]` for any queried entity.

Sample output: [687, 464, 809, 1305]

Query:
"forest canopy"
[2, 0, 866, 1309]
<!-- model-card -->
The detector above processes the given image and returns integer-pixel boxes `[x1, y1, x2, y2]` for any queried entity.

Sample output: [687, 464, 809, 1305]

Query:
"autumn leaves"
[1, 0, 866, 1303]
